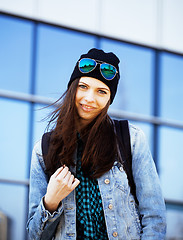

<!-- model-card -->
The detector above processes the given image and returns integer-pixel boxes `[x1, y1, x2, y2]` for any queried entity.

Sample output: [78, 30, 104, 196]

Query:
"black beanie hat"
[68, 48, 120, 104]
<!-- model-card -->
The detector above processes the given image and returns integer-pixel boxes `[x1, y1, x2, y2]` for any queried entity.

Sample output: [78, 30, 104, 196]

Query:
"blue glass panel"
[0, 99, 29, 180]
[166, 209, 183, 239]
[160, 53, 183, 122]
[0, 184, 27, 240]
[0, 15, 33, 93]
[33, 104, 55, 144]
[35, 24, 96, 99]
[159, 127, 183, 201]
[101, 39, 154, 115]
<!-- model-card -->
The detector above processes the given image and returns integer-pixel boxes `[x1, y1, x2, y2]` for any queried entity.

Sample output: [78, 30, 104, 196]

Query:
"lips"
[80, 104, 96, 112]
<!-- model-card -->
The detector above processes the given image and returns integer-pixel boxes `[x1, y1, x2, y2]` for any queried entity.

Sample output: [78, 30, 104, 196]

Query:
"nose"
[84, 89, 95, 103]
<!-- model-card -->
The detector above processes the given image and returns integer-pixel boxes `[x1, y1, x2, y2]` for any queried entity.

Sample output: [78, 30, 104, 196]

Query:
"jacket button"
[113, 231, 118, 237]
[104, 179, 110, 184]
[108, 204, 113, 209]
[66, 207, 74, 210]
[67, 233, 75, 237]
[119, 166, 123, 172]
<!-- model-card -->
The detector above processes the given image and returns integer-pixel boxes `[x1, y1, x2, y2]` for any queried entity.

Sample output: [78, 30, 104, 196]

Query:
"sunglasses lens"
[100, 63, 117, 80]
[79, 58, 96, 73]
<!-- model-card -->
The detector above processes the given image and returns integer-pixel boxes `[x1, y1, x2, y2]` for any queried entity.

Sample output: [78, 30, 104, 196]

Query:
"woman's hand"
[44, 166, 80, 213]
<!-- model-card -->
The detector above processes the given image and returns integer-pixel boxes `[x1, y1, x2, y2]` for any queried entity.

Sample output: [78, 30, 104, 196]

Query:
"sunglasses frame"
[78, 58, 118, 81]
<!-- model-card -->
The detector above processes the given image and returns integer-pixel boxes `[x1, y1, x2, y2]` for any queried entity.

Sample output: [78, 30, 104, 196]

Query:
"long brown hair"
[45, 78, 117, 179]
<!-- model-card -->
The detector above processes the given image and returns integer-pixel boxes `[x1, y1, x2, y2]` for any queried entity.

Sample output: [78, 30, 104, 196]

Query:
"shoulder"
[128, 123, 150, 155]
[31, 138, 47, 172]
[128, 123, 145, 139]
[33, 131, 52, 155]
[33, 138, 42, 156]
[114, 120, 147, 151]
[114, 119, 145, 140]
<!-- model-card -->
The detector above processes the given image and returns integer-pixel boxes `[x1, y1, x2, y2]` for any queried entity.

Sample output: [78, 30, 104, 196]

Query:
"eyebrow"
[79, 81, 110, 91]
[98, 87, 110, 92]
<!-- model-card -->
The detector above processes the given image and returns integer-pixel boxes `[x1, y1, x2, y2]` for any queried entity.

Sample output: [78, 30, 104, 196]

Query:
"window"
[160, 52, 183, 122]
[35, 24, 96, 99]
[0, 184, 27, 240]
[0, 99, 30, 180]
[159, 127, 183, 201]
[101, 39, 154, 116]
[33, 103, 54, 144]
[0, 15, 33, 93]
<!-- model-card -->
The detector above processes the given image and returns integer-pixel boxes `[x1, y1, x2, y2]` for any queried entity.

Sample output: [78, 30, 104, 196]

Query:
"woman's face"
[75, 77, 110, 126]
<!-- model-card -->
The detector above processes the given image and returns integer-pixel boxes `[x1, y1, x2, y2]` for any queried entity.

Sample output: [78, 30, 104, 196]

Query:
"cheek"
[75, 91, 80, 110]
[99, 96, 110, 109]
[75, 89, 82, 102]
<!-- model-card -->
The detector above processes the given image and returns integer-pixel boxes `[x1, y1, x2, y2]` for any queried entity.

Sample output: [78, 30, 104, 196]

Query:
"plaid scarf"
[76, 135, 108, 240]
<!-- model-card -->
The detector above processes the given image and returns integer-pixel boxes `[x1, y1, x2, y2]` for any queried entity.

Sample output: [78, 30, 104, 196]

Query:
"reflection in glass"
[33, 104, 55, 144]
[166, 209, 183, 239]
[101, 39, 154, 115]
[0, 15, 33, 93]
[35, 24, 96, 99]
[159, 127, 183, 201]
[0, 184, 27, 240]
[160, 53, 183, 122]
[0, 99, 29, 180]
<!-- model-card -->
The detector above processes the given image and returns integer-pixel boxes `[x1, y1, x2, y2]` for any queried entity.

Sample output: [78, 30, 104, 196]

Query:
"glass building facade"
[0, 13, 183, 240]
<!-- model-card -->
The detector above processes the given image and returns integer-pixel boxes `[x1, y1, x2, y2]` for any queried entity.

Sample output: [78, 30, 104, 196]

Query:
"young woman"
[27, 48, 166, 239]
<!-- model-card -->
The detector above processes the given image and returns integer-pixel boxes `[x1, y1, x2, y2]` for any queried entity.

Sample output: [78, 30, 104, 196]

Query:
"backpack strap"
[114, 120, 138, 205]
[41, 132, 52, 158]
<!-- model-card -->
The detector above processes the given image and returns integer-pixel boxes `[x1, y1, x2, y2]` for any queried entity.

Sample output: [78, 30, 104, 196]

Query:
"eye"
[98, 89, 107, 95]
[78, 84, 87, 89]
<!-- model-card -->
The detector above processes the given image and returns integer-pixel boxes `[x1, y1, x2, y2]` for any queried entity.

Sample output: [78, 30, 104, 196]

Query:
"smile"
[80, 104, 96, 111]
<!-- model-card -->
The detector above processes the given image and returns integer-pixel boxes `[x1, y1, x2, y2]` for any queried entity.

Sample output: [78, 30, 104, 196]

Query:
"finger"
[57, 166, 69, 179]
[68, 174, 74, 187]
[63, 171, 71, 183]
[52, 166, 64, 178]
[71, 178, 80, 189]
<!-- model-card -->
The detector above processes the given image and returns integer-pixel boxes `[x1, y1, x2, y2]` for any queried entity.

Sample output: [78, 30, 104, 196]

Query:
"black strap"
[41, 132, 52, 157]
[114, 120, 138, 205]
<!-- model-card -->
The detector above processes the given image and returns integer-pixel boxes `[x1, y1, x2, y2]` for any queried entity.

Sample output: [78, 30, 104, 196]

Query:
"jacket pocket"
[127, 197, 142, 238]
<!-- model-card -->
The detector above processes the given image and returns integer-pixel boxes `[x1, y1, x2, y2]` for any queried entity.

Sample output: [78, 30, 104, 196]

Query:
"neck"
[76, 118, 93, 132]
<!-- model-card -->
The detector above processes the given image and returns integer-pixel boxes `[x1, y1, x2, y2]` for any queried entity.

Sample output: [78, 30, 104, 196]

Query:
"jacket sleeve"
[26, 140, 64, 240]
[130, 125, 166, 239]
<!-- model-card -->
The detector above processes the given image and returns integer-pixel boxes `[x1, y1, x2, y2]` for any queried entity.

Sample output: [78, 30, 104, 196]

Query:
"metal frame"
[1, 11, 183, 57]
[1, 89, 183, 130]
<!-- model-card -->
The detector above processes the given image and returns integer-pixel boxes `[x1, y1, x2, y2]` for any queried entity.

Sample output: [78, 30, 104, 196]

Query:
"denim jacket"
[26, 124, 166, 240]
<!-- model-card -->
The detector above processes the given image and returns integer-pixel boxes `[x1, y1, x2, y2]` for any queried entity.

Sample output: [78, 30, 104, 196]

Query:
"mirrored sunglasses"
[78, 58, 118, 80]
